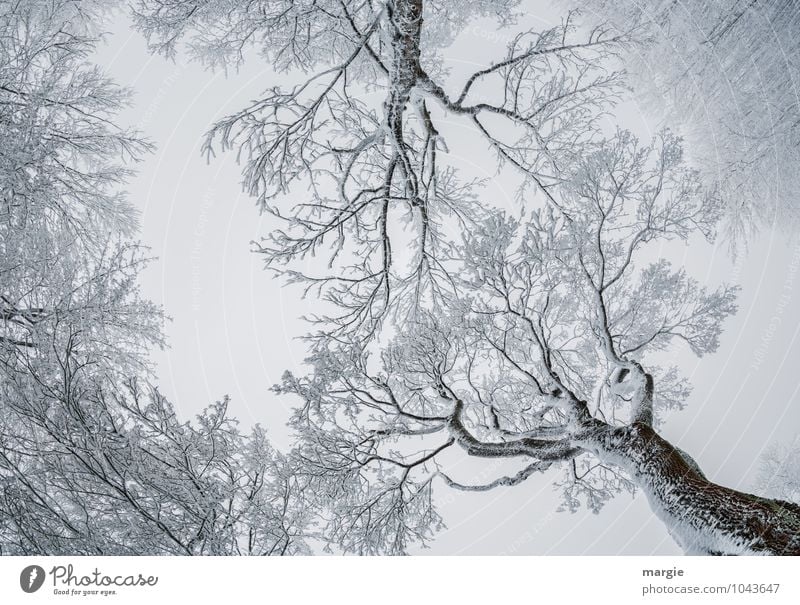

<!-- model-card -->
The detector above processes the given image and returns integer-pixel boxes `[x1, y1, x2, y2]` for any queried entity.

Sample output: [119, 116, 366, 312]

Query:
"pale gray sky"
[94, 4, 800, 555]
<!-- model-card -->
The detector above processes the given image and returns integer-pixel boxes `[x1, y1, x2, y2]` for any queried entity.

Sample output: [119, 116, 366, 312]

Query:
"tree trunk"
[575, 421, 800, 555]
[384, 0, 424, 200]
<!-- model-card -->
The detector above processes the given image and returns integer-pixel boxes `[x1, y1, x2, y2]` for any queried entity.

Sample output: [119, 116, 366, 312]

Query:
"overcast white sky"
[93, 3, 800, 555]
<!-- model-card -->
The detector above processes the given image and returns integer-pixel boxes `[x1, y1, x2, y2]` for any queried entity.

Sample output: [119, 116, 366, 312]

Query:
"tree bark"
[384, 0, 423, 201]
[574, 421, 800, 555]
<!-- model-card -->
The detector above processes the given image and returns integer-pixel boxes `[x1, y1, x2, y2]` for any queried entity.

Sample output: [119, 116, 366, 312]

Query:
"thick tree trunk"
[575, 421, 800, 555]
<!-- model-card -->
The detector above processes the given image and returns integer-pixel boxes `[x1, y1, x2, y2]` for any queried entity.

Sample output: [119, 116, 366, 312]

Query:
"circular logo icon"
[20, 565, 45, 593]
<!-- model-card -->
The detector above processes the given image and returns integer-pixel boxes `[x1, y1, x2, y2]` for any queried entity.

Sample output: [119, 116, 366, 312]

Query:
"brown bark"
[575, 421, 800, 555]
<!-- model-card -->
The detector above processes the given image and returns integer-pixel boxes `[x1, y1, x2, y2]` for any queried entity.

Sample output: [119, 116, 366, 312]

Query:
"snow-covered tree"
[0, 0, 310, 555]
[131, 0, 800, 555]
[560, 0, 800, 244]
[756, 441, 800, 505]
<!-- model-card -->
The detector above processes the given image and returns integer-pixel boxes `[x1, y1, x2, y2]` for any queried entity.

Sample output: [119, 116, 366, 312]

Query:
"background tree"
[560, 0, 800, 244]
[133, 0, 800, 555]
[0, 0, 309, 555]
[755, 440, 800, 505]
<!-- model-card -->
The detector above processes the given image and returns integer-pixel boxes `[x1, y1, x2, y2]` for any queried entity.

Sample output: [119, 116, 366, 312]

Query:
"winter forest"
[1, 0, 800, 556]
